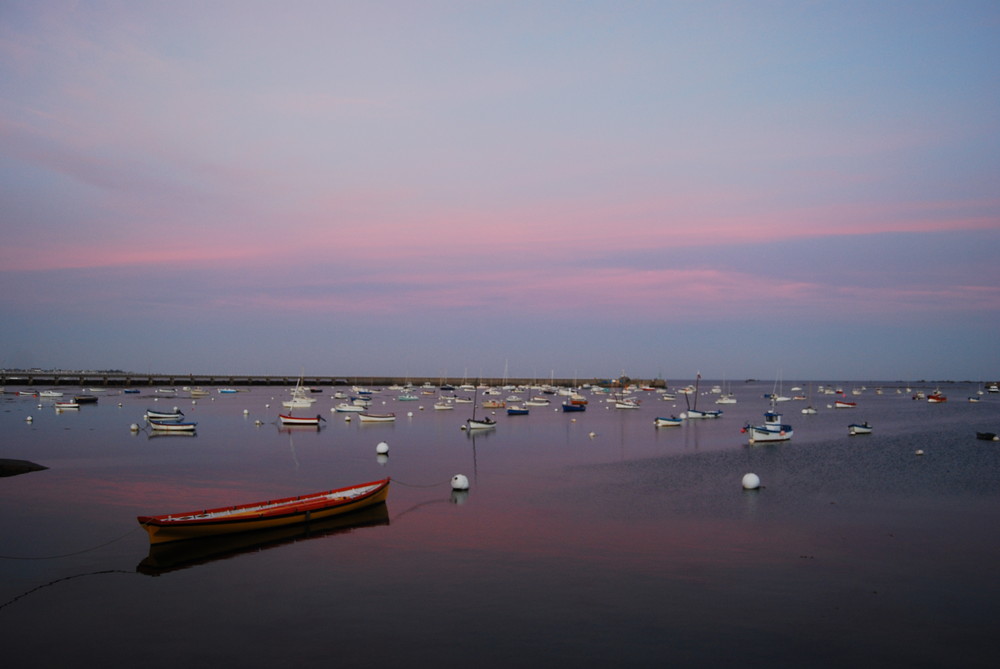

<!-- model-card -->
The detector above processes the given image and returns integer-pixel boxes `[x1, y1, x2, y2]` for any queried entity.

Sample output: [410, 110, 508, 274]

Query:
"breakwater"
[0, 370, 657, 388]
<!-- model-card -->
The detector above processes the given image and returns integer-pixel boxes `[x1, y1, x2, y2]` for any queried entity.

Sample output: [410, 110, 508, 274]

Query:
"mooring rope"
[388, 477, 454, 488]
[0, 569, 135, 612]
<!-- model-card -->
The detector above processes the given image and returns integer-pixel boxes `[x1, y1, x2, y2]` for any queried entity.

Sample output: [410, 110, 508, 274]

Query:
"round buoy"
[243, 408, 249, 414]
[915, 449, 925, 456]
[376, 441, 389, 455]
[25, 416, 33, 423]
[589, 431, 597, 439]
[254, 419, 262, 426]
[460, 424, 468, 430]
[344, 415, 351, 422]
[129, 423, 139, 432]
[407, 411, 413, 417]
[742, 473, 761, 490]
[451, 474, 470, 490]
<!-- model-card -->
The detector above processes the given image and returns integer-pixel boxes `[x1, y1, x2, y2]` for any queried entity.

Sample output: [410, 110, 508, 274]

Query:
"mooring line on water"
[389, 477, 453, 488]
[0, 569, 135, 613]
[0, 525, 143, 560]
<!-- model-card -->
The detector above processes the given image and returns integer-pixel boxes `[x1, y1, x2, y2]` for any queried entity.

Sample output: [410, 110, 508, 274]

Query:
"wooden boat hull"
[278, 414, 324, 425]
[137, 478, 390, 544]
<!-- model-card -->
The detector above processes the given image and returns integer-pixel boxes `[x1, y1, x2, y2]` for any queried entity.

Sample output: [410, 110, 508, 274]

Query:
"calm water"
[2, 382, 999, 667]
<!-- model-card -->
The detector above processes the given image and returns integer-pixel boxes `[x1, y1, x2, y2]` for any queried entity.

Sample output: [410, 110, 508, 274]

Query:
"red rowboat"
[137, 478, 390, 544]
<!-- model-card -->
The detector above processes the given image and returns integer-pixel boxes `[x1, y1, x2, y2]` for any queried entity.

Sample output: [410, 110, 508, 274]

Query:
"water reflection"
[136, 502, 390, 575]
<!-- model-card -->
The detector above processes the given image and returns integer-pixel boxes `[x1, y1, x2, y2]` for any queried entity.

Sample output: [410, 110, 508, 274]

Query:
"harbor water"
[1, 382, 999, 667]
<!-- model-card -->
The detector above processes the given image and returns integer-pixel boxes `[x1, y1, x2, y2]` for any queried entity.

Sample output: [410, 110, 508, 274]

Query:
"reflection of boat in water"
[147, 430, 197, 439]
[137, 502, 389, 575]
[137, 478, 390, 544]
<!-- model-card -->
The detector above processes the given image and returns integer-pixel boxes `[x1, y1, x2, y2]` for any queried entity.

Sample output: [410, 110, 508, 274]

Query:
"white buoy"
[915, 449, 925, 456]
[742, 473, 761, 490]
[254, 419, 263, 426]
[451, 474, 470, 490]
[25, 416, 33, 423]
[129, 423, 139, 432]
[344, 415, 351, 422]
[376, 441, 389, 455]
[243, 408, 249, 414]
[589, 431, 597, 439]
[407, 411, 413, 417]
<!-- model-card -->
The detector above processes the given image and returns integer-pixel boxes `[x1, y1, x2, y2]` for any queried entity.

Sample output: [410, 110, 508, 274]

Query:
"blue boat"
[561, 402, 586, 412]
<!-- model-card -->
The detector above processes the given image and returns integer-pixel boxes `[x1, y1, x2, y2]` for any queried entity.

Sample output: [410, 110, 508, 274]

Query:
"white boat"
[145, 408, 185, 420]
[466, 417, 497, 430]
[217, 388, 239, 394]
[54, 401, 80, 410]
[282, 377, 317, 409]
[148, 419, 197, 432]
[686, 408, 723, 419]
[849, 422, 873, 435]
[358, 413, 396, 423]
[682, 373, 722, 419]
[801, 405, 818, 415]
[333, 403, 364, 413]
[433, 402, 454, 411]
[39, 390, 64, 398]
[743, 405, 793, 444]
[654, 416, 683, 427]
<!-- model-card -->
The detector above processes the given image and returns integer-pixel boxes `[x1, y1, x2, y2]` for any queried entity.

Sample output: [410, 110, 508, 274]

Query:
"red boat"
[137, 478, 390, 544]
[278, 413, 325, 425]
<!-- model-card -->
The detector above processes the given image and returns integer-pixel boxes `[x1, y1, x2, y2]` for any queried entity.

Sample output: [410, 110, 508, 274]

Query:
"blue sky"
[2, 1, 998, 381]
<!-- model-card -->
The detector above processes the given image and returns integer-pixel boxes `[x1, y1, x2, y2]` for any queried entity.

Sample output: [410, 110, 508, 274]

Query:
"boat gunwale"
[137, 478, 390, 528]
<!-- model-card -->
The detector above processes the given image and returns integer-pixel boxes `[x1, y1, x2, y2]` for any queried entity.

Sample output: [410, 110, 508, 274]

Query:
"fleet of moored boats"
[5, 378, 997, 546]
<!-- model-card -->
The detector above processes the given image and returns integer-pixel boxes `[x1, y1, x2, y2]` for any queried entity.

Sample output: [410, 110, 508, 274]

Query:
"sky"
[2, 0, 999, 382]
